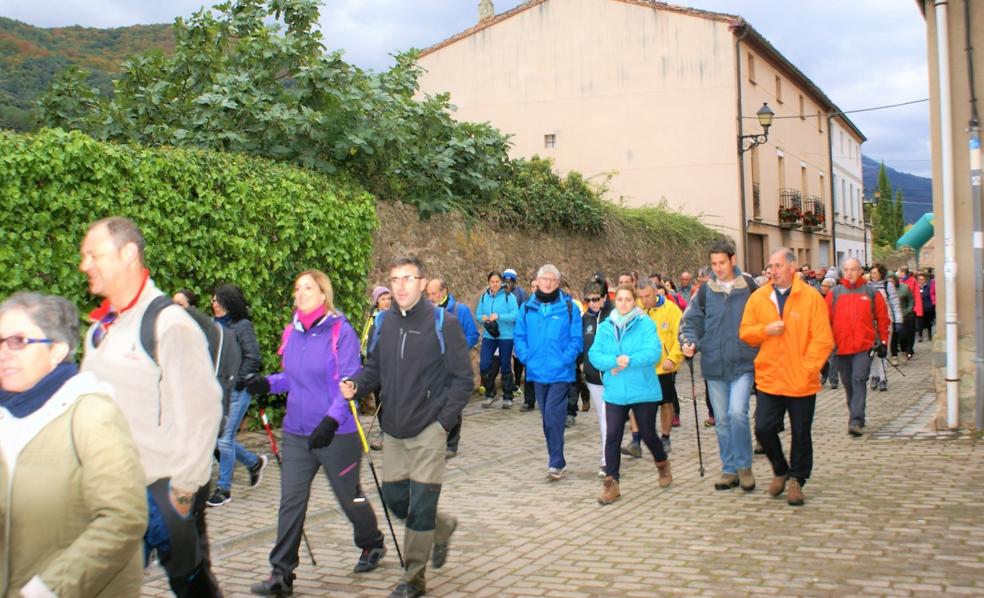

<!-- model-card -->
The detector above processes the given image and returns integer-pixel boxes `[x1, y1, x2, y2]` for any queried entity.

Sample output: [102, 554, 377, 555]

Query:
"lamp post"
[738, 103, 775, 153]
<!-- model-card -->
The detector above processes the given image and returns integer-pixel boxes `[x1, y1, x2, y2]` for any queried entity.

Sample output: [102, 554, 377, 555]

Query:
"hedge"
[0, 128, 378, 372]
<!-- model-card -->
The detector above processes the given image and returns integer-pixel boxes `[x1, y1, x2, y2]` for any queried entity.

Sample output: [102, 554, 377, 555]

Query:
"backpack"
[140, 296, 242, 429]
[367, 306, 446, 356]
[831, 284, 883, 349]
[697, 273, 759, 312]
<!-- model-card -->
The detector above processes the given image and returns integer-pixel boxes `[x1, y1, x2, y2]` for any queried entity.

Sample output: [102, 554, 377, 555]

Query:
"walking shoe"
[501, 399, 513, 409]
[431, 517, 457, 569]
[249, 454, 269, 488]
[547, 466, 566, 481]
[661, 436, 672, 455]
[889, 356, 899, 367]
[878, 380, 887, 392]
[704, 416, 715, 427]
[597, 467, 607, 479]
[655, 459, 672, 487]
[580, 399, 590, 412]
[445, 449, 457, 460]
[598, 476, 621, 505]
[251, 573, 294, 596]
[370, 438, 383, 451]
[714, 473, 739, 491]
[621, 442, 642, 459]
[786, 479, 805, 506]
[482, 397, 497, 408]
[768, 474, 789, 497]
[353, 545, 386, 573]
[906, 353, 914, 361]
[829, 383, 838, 390]
[206, 488, 231, 507]
[565, 415, 576, 428]
[870, 377, 879, 390]
[848, 425, 863, 437]
[754, 441, 766, 455]
[388, 582, 425, 598]
[738, 467, 756, 491]
[520, 403, 535, 412]
[671, 415, 681, 428]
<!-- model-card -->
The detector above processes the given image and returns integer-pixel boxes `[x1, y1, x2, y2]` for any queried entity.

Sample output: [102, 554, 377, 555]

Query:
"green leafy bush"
[0, 128, 377, 372]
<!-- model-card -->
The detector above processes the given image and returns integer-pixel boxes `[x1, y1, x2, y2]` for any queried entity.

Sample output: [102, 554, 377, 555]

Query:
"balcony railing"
[752, 182, 761, 220]
[778, 188, 802, 228]
[801, 195, 825, 232]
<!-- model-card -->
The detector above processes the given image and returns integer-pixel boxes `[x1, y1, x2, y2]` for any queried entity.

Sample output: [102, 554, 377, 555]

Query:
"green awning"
[896, 212, 934, 251]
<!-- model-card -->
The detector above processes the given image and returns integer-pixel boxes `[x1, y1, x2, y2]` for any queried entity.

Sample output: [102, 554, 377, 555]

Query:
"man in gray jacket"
[680, 240, 759, 493]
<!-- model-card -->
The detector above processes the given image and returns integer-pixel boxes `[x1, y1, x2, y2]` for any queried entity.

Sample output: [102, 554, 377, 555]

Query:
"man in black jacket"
[341, 256, 473, 598]
[581, 279, 613, 479]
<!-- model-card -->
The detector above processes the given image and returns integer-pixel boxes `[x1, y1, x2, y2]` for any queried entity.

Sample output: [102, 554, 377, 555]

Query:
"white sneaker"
[482, 397, 497, 408]
[597, 467, 606, 479]
[547, 467, 566, 481]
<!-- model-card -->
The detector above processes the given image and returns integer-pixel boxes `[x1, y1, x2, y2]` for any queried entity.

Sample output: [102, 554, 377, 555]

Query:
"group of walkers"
[0, 213, 935, 598]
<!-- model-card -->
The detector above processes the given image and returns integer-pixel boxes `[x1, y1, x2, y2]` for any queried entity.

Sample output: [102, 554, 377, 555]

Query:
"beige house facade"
[917, 0, 983, 430]
[417, 0, 865, 273]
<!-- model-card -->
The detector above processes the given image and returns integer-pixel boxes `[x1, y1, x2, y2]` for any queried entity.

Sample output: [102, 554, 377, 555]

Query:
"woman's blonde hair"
[614, 283, 637, 299]
[296, 269, 337, 313]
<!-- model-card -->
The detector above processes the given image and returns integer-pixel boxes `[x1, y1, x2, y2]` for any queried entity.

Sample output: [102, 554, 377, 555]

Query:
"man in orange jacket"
[826, 258, 890, 437]
[740, 248, 834, 507]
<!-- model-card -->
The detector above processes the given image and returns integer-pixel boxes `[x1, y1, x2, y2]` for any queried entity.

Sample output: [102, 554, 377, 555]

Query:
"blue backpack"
[367, 306, 446, 355]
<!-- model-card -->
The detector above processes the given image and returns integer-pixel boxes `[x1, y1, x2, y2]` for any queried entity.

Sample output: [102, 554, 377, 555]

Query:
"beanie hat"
[502, 268, 518, 281]
[371, 286, 391, 306]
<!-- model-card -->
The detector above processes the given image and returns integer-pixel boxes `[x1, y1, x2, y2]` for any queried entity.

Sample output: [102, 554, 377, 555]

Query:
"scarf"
[214, 314, 233, 327]
[297, 304, 327, 331]
[0, 362, 78, 418]
[535, 288, 560, 303]
[610, 307, 643, 341]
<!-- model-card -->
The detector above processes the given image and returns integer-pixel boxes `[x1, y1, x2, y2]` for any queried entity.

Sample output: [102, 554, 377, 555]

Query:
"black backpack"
[140, 296, 242, 433]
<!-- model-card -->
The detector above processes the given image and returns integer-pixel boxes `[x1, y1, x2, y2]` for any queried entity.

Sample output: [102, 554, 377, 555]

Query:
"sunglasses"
[585, 296, 604, 302]
[0, 335, 54, 351]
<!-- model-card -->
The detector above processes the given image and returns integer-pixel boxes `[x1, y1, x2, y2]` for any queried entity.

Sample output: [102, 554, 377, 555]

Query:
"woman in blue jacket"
[588, 284, 672, 505]
[475, 271, 519, 408]
[246, 270, 384, 596]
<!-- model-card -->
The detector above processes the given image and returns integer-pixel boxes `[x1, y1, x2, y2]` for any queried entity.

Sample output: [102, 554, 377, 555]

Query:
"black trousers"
[603, 401, 667, 480]
[918, 307, 935, 340]
[658, 372, 680, 417]
[892, 315, 916, 356]
[754, 391, 816, 486]
[146, 479, 221, 597]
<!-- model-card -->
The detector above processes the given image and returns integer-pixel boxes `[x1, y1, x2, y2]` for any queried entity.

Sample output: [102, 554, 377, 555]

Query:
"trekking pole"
[259, 408, 317, 566]
[348, 399, 404, 568]
[686, 358, 705, 477]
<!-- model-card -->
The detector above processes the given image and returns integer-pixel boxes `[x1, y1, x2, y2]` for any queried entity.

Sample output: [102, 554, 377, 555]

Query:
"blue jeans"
[535, 382, 569, 469]
[479, 338, 514, 398]
[707, 373, 754, 474]
[216, 389, 260, 492]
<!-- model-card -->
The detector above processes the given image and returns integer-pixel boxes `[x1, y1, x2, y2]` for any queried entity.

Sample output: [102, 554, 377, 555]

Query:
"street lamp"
[738, 103, 775, 153]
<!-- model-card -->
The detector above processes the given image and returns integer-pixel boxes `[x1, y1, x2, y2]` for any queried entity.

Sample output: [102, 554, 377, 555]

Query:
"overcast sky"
[2, 0, 931, 177]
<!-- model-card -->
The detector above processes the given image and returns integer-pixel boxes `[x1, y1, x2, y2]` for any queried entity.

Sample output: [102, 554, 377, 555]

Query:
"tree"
[893, 190, 906, 245]
[872, 161, 895, 247]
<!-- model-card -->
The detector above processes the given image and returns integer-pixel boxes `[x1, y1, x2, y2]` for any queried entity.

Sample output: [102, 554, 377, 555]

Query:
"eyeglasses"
[585, 296, 603, 303]
[388, 274, 423, 286]
[0, 335, 54, 351]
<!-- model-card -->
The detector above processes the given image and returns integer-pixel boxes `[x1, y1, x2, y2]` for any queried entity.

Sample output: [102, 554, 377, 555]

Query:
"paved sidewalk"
[142, 352, 982, 597]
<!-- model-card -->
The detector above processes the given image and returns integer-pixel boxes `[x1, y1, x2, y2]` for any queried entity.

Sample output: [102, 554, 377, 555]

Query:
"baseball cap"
[502, 268, 518, 281]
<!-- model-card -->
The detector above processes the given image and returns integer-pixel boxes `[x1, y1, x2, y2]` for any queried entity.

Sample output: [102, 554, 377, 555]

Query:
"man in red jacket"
[827, 258, 890, 437]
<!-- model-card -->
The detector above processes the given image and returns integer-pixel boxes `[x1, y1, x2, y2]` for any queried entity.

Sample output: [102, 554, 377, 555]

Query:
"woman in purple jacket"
[247, 270, 385, 597]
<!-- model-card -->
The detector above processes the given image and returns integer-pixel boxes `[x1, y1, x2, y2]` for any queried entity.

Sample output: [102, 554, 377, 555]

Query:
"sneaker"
[671, 415, 681, 428]
[547, 466, 566, 481]
[501, 399, 513, 409]
[597, 467, 607, 479]
[431, 517, 457, 569]
[369, 437, 383, 451]
[249, 454, 269, 488]
[598, 476, 621, 505]
[621, 442, 642, 459]
[655, 460, 672, 487]
[661, 436, 672, 455]
[786, 479, 805, 506]
[768, 474, 789, 497]
[754, 441, 766, 455]
[565, 415, 576, 428]
[251, 573, 294, 596]
[738, 467, 756, 491]
[889, 356, 899, 367]
[704, 416, 715, 428]
[388, 582, 425, 598]
[829, 383, 839, 390]
[878, 380, 887, 392]
[206, 488, 231, 507]
[520, 403, 535, 412]
[906, 353, 914, 361]
[870, 377, 879, 390]
[482, 397, 497, 408]
[353, 545, 386, 573]
[848, 425, 863, 437]
[445, 449, 458, 460]
[714, 473, 739, 491]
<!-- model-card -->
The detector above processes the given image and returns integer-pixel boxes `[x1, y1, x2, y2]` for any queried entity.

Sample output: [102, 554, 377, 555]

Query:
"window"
[849, 183, 856, 221]
[801, 164, 808, 196]
[775, 75, 783, 103]
[799, 94, 805, 119]
[747, 53, 756, 83]
[819, 173, 825, 201]
[777, 155, 786, 190]
[544, 134, 556, 149]
[841, 179, 847, 218]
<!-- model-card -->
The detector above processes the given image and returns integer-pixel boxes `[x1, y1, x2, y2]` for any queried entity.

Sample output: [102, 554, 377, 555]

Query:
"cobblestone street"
[142, 352, 982, 597]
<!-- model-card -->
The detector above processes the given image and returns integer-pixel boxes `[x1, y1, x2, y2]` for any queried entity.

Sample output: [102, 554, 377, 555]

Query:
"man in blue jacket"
[514, 264, 583, 480]
[426, 277, 479, 459]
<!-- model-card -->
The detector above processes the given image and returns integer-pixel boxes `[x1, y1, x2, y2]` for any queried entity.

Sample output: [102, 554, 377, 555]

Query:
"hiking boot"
[786, 479, 805, 506]
[249, 454, 269, 488]
[432, 518, 457, 569]
[848, 425, 863, 437]
[206, 488, 231, 508]
[482, 397, 497, 408]
[704, 416, 715, 428]
[445, 449, 457, 460]
[251, 573, 294, 596]
[655, 459, 672, 487]
[768, 474, 789, 497]
[598, 476, 621, 505]
[520, 403, 535, 412]
[738, 467, 756, 491]
[565, 415, 576, 428]
[353, 545, 386, 573]
[621, 442, 642, 459]
[547, 466, 566, 481]
[388, 582, 425, 598]
[661, 436, 672, 455]
[714, 473, 739, 491]
[878, 380, 887, 392]
[671, 415, 681, 428]
[501, 399, 513, 409]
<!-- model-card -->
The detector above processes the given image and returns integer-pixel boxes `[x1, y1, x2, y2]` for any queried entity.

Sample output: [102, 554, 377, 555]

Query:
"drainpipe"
[963, 0, 983, 430]
[828, 113, 837, 266]
[934, 0, 960, 428]
[733, 22, 750, 271]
